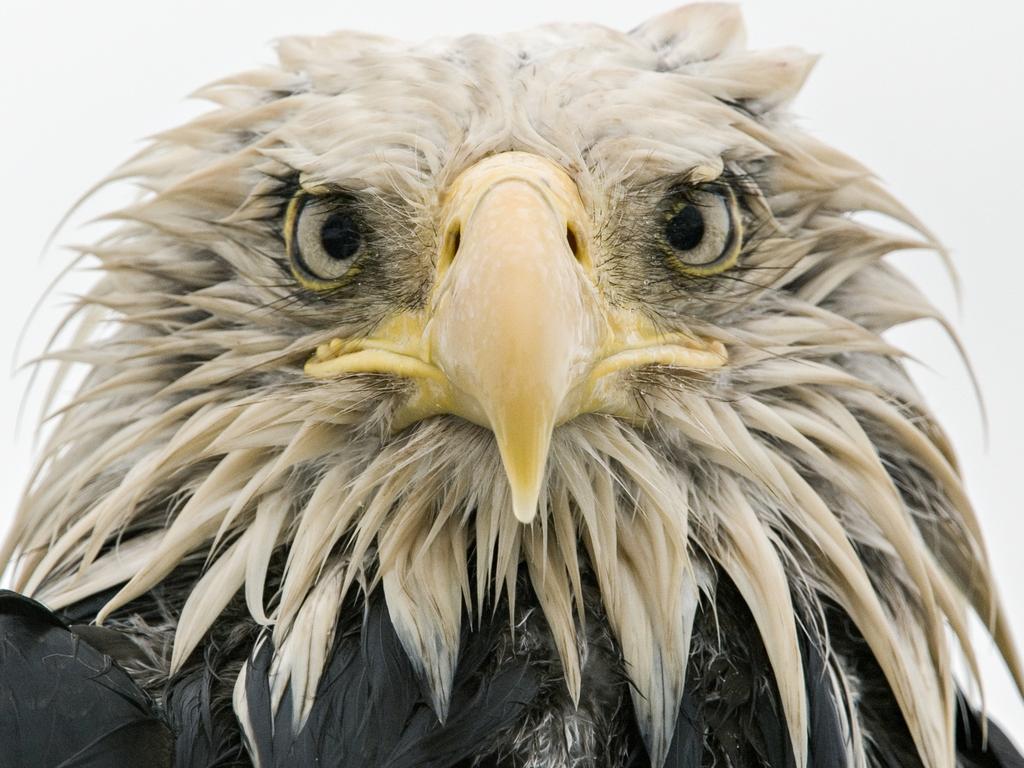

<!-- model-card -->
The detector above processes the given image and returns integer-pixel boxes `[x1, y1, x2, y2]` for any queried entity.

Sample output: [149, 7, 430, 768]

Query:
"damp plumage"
[1, 5, 1022, 767]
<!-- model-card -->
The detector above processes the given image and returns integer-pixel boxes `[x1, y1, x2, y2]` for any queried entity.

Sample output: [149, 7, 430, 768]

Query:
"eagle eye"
[661, 187, 742, 276]
[286, 193, 364, 289]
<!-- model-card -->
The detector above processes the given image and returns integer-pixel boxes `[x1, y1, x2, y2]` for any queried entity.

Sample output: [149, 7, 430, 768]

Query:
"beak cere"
[304, 151, 729, 524]
[428, 156, 604, 522]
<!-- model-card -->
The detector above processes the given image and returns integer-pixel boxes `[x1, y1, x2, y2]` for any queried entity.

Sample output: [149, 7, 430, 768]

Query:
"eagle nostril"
[566, 226, 580, 260]
[440, 222, 462, 273]
[565, 224, 591, 268]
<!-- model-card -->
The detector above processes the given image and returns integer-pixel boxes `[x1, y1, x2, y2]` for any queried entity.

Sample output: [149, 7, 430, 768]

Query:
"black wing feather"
[0, 590, 173, 768]
[956, 692, 1024, 768]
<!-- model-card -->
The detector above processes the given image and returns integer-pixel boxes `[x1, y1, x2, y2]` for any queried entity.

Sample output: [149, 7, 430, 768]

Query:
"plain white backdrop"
[1, 0, 1022, 741]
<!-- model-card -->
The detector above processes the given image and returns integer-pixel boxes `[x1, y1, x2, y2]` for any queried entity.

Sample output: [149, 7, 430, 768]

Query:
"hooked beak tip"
[511, 486, 541, 524]
[493, 416, 552, 525]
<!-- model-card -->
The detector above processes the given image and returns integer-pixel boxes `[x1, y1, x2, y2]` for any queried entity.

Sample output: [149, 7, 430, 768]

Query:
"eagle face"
[3, 4, 1020, 767]
[300, 148, 737, 524]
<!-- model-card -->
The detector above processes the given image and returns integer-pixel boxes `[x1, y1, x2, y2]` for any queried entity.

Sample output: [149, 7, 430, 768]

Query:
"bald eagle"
[1, 4, 1021, 767]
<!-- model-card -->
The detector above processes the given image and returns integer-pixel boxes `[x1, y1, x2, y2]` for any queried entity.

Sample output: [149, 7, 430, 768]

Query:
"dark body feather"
[2, 565, 1020, 767]
[0, 565, 1013, 768]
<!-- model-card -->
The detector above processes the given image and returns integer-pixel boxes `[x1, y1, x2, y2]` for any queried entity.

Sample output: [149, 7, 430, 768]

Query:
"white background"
[1, 0, 1022, 741]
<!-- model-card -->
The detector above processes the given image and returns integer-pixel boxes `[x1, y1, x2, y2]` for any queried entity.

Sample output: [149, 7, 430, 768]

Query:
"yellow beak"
[305, 152, 727, 523]
[427, 155, 605, 521]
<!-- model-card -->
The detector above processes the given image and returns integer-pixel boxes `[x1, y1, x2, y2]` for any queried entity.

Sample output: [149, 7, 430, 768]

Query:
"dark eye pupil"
[320, 212, 361, 261]
[665, 205, 705, 251]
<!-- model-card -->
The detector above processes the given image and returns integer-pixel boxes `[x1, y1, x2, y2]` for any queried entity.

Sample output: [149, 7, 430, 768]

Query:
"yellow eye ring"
[285, 192, 364, 291]
[661, 187, 742, 277]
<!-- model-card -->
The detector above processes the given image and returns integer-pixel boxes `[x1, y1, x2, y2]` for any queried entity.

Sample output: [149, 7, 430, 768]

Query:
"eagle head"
[3, 5, 1020, 767]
